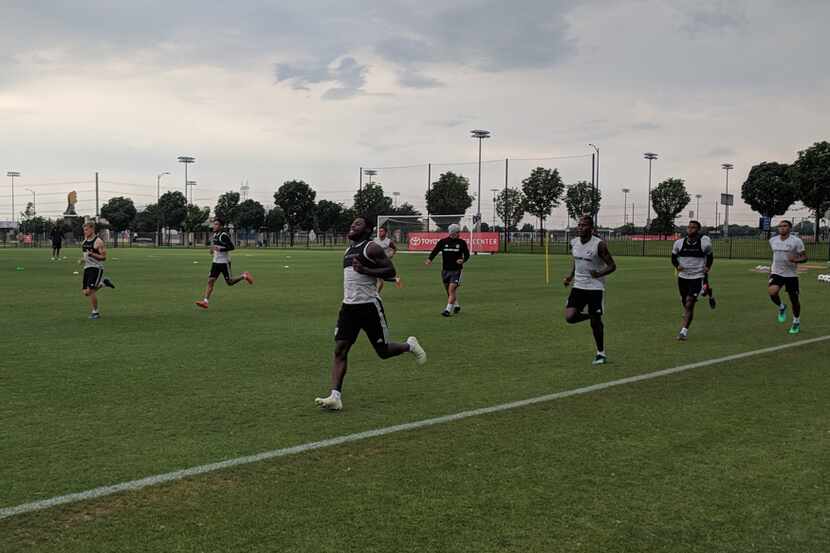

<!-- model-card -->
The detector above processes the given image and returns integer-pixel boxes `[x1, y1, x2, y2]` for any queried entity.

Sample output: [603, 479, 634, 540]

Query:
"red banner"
[408, 232, 500, 252]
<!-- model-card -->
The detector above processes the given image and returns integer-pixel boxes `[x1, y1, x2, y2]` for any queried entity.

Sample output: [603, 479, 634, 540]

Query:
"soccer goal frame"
[376, 214, 477, 253]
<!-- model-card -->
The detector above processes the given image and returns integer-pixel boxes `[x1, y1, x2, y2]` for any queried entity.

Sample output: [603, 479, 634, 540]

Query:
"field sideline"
[2, 248, 828, 552]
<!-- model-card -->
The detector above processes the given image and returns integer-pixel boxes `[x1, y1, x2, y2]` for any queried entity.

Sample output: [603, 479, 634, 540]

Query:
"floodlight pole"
[157, 172, 170, 247]
[722, 163, 733, 237]
[644, 153, 658, 230]
[177, 156, 196, 200]
[426, 163, 431, 232]
[490, 188, 499, 228]
[24, 188, 36, 216]
[589, 144, 599, 226]
[7, 171, 20, 223]
[695, 194, 702, 225]
[504, 158, 509, 253]
[187, 180, 197, 205]
[392, 191, 400, 209]
[470, 129, 491, 229]
[622, 188, 631, 226]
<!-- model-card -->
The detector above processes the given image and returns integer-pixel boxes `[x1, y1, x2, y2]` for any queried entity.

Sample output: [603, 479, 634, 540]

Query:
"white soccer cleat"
[315, 394, 342, 411]
[407, 336, 427, 365]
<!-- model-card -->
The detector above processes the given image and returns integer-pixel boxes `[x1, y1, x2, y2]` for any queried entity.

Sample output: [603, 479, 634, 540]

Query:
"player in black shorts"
[195, 218, 253, 309]
[315, 217, 426, 410]
[80, 222, 115, 319]
[50, 224, 63, 260]
[425, 223, 470, 317]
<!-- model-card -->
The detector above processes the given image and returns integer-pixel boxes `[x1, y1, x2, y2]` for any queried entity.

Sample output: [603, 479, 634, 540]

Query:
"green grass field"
[2, 247, 829, 552]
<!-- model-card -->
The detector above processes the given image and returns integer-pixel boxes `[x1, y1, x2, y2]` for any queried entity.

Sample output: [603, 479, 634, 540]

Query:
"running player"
[671, 220, 713, 340]
[373, 226, 400, 292]
[315, 216, 426, 411]
[195, 218, 254, 309]
[768, 220, 807, 334]
[81, 222, 115, 319]
[563, 215, 617, 364]
[425, 223, 470, 316]
[50, 224, 63, 260]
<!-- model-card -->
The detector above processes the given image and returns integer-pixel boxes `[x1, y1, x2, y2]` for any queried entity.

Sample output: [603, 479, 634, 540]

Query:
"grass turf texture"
[2, 248, 829, 551]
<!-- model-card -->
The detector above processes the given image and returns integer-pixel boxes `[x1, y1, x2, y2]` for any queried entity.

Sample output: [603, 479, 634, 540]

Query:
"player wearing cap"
[425, 223, 470, 317]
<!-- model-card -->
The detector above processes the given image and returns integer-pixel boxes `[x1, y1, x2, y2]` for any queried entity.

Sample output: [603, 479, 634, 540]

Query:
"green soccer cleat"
[777, 305, 787, 323]
[592, 354, 607, 365]
[788, 322, 800, 335]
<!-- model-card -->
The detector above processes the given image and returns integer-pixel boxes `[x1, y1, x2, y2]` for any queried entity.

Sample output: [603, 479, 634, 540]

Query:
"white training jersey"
[769, 234, 805, 278]
[672, 235, 713, 279]
[571, 235, 607, 291]
[342, 240, 379, 304]
[373, 236, 393, 257]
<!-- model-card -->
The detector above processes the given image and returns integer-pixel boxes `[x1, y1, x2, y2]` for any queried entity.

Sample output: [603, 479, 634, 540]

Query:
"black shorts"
[442, 270, 463, 285]
[52, 241, 62, 249]
[678, 277, 704, 302]
[82, 267, 104, 290]
[566, 288, 604, 316]
[335, 300, 389, 350]
[209, 262, 231, 281]
[769, 274, 799, 295]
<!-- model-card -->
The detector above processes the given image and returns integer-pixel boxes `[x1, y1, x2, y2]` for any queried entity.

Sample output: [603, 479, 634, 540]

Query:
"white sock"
[680, 327, 688, 334]
[203, 298, 209, 303]
[453, 302, 460, 307]
[597, 350, 606, 356]
[793, 317, 800, 324]
[92, 309, 99, 314]
[778, 304, 786, 311]
[446, 303, 453, 312]
[331, 390, 341, 400]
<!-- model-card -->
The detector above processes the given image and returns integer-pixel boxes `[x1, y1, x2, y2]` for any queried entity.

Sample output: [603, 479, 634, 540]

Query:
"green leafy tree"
[791, 141, 830, 242]
[353, 183, 393, 228]
[391, 202, 421, 217]
[132, 204, 160, 233]
[315, 200, 345, 233]
[265, 206, 286, 232]
[741, 162, 798, 237]
[649, 178, 690, 238]
[565, 181, 602, 222]
[101, 196, 137, 246]
[425, 172, 474, 229]
[236, 199, 266, 232]
[158, 191, 187, 233]
[520, 223, 534, 232]
[522, 167, 565, 244]
[337, 207, 357, 233]
[274, 180, 316, 246]
[496, 188, 526, 232]
[183, 205, 210, 232]
[214, 191, 241, 226]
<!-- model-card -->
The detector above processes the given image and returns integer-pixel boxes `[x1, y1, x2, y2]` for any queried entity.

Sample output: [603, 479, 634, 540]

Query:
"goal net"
[377, 214, 494, 253]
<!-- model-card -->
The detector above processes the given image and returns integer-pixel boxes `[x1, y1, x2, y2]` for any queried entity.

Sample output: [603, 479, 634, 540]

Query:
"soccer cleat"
[677, 332, 688, 341]
[453, 305, 461, 314]
[788, 322, 800, 335]
[195, 300, 209, 309]
[777, 305, 787, 323]
[242, 271, 254, 285]
[102, 278, 115, 289]
[708, 296, 716, 309]
[407, 336, 427, 365]
[89, 312, 101, 320]
[315, 395, 342, 411]
[441, 310, 451, 317]
[592, 354, 607, 365]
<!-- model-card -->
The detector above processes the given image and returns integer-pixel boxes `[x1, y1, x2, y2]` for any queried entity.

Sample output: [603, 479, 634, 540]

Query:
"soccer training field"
[2, 248, 828, 552]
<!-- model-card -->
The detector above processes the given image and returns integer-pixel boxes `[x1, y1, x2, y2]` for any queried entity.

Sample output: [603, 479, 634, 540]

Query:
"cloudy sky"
[0, 0, 828, 227]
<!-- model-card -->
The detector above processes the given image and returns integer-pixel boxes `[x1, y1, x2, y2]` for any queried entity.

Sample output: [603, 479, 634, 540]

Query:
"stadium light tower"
[721, 163, 733, 236]
[643, 153, 658, 229]
[621, 188, 631, 226]
[25, 188, 35, 216]
[177, 156, 195, 199]
[156, 172, 170, 247]
[186, 180, 197, 205]
[470, 129, 491, 228]
[7, 171, 20, 223]
[363, 169, 377, 186]
[589, 143, 599, 226]
[695, 193, 703, 224]
[490, 188, 499, 227]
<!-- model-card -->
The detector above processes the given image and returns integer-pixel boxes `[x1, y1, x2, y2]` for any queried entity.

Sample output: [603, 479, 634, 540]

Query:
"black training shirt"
[428, 237, 471, 271]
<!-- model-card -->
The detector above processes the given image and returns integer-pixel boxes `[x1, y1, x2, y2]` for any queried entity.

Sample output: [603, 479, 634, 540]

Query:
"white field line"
[2, 334, 829, 521]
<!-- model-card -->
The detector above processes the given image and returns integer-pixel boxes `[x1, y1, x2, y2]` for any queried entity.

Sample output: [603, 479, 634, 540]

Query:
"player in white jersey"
[564, 215, 617, 365]
[373, 226, 401, 292]
[563, 215, 617, 365]
[671, 221, 714, 340]
[767, 220, 807, 334]
[195, 218, 253, 309]
[81, 222, 115, 319]
[315, 217, 426, 411]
